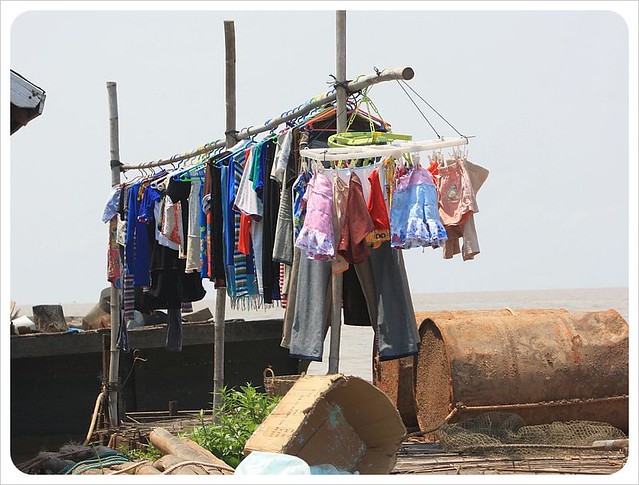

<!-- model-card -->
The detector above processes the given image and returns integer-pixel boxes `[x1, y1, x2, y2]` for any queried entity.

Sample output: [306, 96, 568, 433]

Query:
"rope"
[83, 389, 107, 445]
[399, 80, 464, 137]
[160, 459, 235, 475]
[395, 80, 440, 138]
[64, 453, 132, 475]
[108, 460, 151, 475]
[120, 349, 148, 390]
[407, 406, 460, 438]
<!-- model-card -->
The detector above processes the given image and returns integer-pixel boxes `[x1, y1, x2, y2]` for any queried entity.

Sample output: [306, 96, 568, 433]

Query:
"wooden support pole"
[329, 10, 347, 375]
[213, 19, 235, 420]
[336, 10, 347, 134]
[106, 81, 121, 429]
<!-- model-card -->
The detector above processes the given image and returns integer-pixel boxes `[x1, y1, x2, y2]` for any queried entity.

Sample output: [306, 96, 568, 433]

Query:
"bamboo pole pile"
[81, 427, 235, 475]
[392, 440, 628, 475]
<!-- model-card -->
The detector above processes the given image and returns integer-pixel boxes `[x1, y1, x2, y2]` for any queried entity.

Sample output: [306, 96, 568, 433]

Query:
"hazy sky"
[3, 5, 636, 308]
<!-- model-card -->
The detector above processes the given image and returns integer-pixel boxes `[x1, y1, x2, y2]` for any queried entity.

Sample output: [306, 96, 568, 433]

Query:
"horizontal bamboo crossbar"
[120, 67, 414, 171]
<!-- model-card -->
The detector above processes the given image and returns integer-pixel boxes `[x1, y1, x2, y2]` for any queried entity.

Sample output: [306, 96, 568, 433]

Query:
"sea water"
[43, 287, 629, 382]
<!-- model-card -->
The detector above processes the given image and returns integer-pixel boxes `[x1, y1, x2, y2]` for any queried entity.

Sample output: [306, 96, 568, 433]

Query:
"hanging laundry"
[222, 149, 260, 310]
[337, 171, 374, 265]
[125, 181, 152, 287]
[365, 167, 391, 248]
[185, 178, 203, 273]
[390, 165, 447, 249]
[272, 129, 299, 266]
[292, 170, 312, 240]
[102, 185, 121, 223]
[270, 129, 293, 182]
[106, 217, 122, 288]
[295, 171, 335, 260]
[441, 158, 489, 260]
[203, 151, 229, 288]
[260, 140, 282, 304]
[437, 157, 478, 227]
[366, 241, 420, 360]
[331, 173, 349, 274]
[288, 257, 332, 361]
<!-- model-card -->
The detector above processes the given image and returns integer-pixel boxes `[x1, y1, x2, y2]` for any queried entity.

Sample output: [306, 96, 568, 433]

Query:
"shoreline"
[12, 286, 630, 322]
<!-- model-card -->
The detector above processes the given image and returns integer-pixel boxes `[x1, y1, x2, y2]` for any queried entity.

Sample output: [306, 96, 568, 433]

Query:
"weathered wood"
[106, 81, 122, 430]
[133, 464, 162, 475]
[591, 438, 629, 450]
[391, 440, 628, 475]
[11, 320, 285, 359]
[213, 18, 235, 421]
[180, 437, 233, 474]
[152, 454, 206, 474]
[149, 427, 225, 474]
[32, 305, 67, 332]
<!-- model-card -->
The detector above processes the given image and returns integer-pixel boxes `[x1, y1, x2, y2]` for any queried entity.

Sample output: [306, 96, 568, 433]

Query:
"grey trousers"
[288, 255, 332, 361]
[356, 241, 419, 360]
[286, 243, 419, 362]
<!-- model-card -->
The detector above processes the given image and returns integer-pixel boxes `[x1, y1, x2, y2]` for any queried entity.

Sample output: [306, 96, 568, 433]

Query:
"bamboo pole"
[119, 67, 415, 172]
[329, 10, 347, 375]
[212, 19, 235, 421]
[106, 81, 121, 429]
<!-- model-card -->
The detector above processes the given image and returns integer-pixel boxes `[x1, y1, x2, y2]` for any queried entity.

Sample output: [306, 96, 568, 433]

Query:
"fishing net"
[439, 412, 627, 456]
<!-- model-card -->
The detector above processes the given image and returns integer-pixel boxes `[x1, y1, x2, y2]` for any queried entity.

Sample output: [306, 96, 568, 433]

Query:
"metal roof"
[10, 69, 46, 134]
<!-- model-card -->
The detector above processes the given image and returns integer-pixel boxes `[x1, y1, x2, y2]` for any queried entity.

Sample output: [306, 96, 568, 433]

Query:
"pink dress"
[294, 172, 335, 260]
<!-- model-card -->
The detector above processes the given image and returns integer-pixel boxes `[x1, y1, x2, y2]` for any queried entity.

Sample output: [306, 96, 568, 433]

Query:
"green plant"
[187, 384, 281, 468]
[118, 442, 163, 462]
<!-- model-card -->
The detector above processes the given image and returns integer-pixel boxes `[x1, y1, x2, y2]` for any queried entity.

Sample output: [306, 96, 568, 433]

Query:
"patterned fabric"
[107, 217, 122, 288]
[117, 273, 134, 352]
[390, 166, 448, 249]
[102, 185, 121, 223]
[279, 262, 287, 309]
[199, 181, 209, 278]
[224, 150, 260, 309]
[292, 171, 312, 239]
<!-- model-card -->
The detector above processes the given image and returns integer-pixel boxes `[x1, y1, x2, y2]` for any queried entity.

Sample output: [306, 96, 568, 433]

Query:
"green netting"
[439, 412, 627, 456]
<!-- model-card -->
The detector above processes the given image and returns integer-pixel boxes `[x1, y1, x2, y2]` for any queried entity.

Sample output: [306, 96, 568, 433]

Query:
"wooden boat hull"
[10, 319, 298, 462]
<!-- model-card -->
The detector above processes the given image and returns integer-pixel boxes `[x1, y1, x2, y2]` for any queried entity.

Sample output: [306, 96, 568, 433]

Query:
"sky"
[3, 5, 636, 307]
[1, 3, 637, 484]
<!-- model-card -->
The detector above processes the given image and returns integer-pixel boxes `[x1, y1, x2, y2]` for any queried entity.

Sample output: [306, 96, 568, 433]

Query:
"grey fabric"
[281, 247, 301, 348]
[362, 241, 420, 360]
[288, 256, 332, 361]
[272, 184, 294, 265]
[166, 308, 183, 352]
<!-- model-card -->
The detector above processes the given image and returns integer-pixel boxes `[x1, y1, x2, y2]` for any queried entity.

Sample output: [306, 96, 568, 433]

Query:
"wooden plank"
[11, 320, 286, 359]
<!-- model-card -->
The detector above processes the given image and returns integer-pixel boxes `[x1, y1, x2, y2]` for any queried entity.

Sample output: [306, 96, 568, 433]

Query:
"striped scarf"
[223, 150, 260, 310]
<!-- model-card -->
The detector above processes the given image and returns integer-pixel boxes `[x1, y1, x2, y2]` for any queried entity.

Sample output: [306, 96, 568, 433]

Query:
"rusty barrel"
[413, 309, 628, 437]
[373, 352, 419, 429]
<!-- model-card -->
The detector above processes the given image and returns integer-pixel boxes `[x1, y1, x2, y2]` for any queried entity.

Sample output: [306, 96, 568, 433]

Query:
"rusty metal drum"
[412, 309, 628, 437]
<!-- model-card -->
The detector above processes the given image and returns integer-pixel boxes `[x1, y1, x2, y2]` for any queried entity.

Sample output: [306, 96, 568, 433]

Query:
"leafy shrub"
[118, 442, 163, 462]
[188, 384, 281, 468]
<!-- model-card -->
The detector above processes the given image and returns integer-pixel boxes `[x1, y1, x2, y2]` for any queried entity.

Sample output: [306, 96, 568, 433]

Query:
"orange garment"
[238, 212, 253, 255]
[365, 168, 391, 248]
